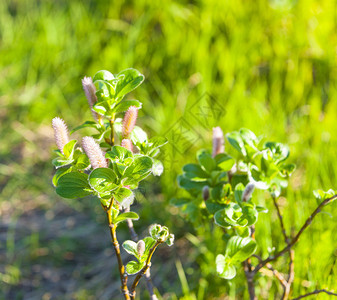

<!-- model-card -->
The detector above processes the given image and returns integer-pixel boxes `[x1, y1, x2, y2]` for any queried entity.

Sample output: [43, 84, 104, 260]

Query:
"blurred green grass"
[1, 0, 337, 299]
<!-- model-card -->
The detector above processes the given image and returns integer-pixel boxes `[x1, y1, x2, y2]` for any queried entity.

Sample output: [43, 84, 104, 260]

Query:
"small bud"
[82, 136, 107, 169]
[82, 76, 100, 122]
[122, 106, 138, 138]
[121, 139, 133, 153]
[149, 224, 161, 239]
[166, 234, 175, 247]
[243, 183, 255, 201]
[137, 240, 145, 257]
[202, 185, 210, 201]
[212, 127, 224, 157]
[52, 117, 70, 154]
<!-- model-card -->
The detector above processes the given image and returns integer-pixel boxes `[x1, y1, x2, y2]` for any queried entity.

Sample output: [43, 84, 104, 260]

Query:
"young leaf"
[131, 156, 153, 181]
[152, 159, 164, 176]
[88, 168, 118, 197]
[106, 146, 133, 162]
[170, 197, 190, 207]
[183, 164, 209, 179]
[216, 254, 236, 279]
[114, 212, 139, 225]
[70, 121, 101, 134]
[214, 153, 235, 171]
[113, 187, 134, 207]
[93, 70, 115, 82]
[226, 131, 247, 156]
[197, 150, 216, 173]
[225, 236, 257, 262]
[122, 240, 138, 257]
[52, 166, 72, 186]
[144, 237, 156, 255]
[115, 68, 145, 99]
[113, 100, 142, 113]
[126, 261, 144, 275]
[56, 172, 92, 199]
[63, 140, 77, 158]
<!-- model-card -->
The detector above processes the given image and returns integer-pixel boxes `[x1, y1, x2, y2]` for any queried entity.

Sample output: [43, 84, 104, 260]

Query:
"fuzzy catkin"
[82, 76, 100, 121]
[212, 126, 224, 157]
[122, 106, 138, 138]
[82, 136, 107, 169]
[242, 183, 255, 201]
[52, 117, 70, 154]
[121, 139, 133, 153]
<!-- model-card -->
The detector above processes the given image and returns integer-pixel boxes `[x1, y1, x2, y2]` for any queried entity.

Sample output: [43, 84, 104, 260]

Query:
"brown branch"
[254, 194, 337, 274]
[129, 241, 161, 300]
[291, 289, 337, 299]
[282, 249, 295, 300]
[107, 200, 130, 299]
[272, 195, 289, 244]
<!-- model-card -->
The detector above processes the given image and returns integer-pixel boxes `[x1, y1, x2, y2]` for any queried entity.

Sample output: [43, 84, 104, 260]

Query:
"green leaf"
[93, 70, 115, 82]
[183, 164, 209, 179]
[113, 100, 142, 113]
[93, 100, 111, 115]
[279, 163, 296, 177]
[177, 175, 205, 192]
[131, 156, 153, 181]
[144, 237, 156, 255]
[56, 172, 92, 199]
[197, 150, 215, 173]
[313, 189, 336, 202]
[73, 151, 90, 170]
[114, 212, 139, 225]
[214, 153, 235, 171]
[235, 226, 250, 238]
[256, 206, 268, 213]
[148, 136, 168, 148]
[88, 168, 118, 198]
[216, 254, 236, 279]
[225, 236, 257, 262]
[62, 140, 77, 158]
[52, 166, 72, 186]
[227, 131, 247, 156]
[122, 240, 138, 257]
[106, 146, 133, 162]
[265, 142, 289, 163]
[126, 261, 144, 275]
[214, 203, 247, 229]
[113, 187, 134, 207]
[115, 68, 145, 98]
[94, 80, 115, 101]
[70, 121, 101, 134]
[110, 207, 119, 220]
[234, 183, 245, 202]
[241, 203, 258, 226]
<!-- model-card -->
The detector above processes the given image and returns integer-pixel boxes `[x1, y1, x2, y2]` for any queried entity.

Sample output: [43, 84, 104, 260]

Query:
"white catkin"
[82, 136, 107, 169]
[121, 139, 133, 153]
[52, 117, 70, 154]
[243, 183, 255, 201]
[122, 106, 138, 138]
[82, 76, 100, 121]
[212, 126, 224, 157]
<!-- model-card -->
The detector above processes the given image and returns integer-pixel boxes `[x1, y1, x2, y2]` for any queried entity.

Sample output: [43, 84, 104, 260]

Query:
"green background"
[1, 0, 336, 299]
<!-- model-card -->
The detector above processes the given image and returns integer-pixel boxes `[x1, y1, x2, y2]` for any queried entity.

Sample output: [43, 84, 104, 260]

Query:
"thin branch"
[262, 263, 287, 287]
[291, 289, 337, 299]
[283, 249, 295, 300]
[122, 205, 158, 300]
[254, 194, 337, 274]
[109, 118, 115, 147]
[272, 195, 289, 244]
[129, 241, 161, 300]
[107, 199, 130, 299]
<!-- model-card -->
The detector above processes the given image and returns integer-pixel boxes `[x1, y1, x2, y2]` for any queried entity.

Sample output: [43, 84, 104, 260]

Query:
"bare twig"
[107, 199, 130, 299]
[122, 205, 158, 300]
[262, 263, 287, 287]
[272, 195, 289, 244]
[283, 249, 295, 299]
[254, 194, 337, 274]
[291, 289, 337, 299]
[130, 241, 161, 300]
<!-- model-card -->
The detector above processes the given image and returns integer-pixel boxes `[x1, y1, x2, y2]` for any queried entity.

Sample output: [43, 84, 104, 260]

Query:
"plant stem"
[107, 200, 130, 299]
[253, 194, 337, 274]
[122, 206, 158, 299]
[291, 289, 337, 299]
[129, 241, 161, 300]
[109, 118, 115, 147]
[283, 249, 294, 300]
[272, 195, 289, 244]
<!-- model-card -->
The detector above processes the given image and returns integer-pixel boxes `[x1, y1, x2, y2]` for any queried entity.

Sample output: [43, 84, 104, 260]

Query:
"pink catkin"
[82, 136, 107, 169]
[122, 106, 138, 138]
[52, 117, 70, 154]
[121, 139, 133, 153]
[212, 126, 224, 157]
[82, 76, 100, 121]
